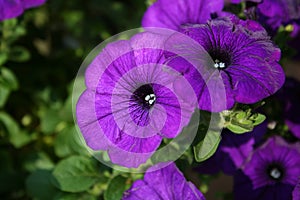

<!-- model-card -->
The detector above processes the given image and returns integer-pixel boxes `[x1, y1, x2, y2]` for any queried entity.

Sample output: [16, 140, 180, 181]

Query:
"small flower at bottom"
[234, 136, 300, 200]
[122, 162, 205, 200]
[0, 0, 46, 21]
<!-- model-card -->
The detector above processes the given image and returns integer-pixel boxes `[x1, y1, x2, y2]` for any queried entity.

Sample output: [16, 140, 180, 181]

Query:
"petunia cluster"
[74, 0, 300, 199]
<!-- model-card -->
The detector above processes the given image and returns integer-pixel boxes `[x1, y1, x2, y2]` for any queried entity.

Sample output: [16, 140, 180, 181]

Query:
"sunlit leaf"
[52, 156, 100, 193]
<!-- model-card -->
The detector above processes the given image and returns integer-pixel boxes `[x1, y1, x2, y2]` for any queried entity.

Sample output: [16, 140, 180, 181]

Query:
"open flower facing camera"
[1, 0, 300, 199]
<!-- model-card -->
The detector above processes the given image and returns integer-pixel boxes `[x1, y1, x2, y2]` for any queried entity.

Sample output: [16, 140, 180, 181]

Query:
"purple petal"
[0, 0, 23, 20]
[0, 0, 46, 21]
[276, 78, 300, 139]
[293, 179, 300, 200]
[21, 0, 46, 9]
[142, 0, 224, 30]
[123, 162, 205, 200]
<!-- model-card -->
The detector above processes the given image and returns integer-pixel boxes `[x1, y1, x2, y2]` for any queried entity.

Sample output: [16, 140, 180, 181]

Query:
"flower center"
[267, 164, 284, 181]
[214, 59, 226, 69]
[209, 49, 231, 70]
[132, 84, 156, 109]
[144, 93, 156, 106]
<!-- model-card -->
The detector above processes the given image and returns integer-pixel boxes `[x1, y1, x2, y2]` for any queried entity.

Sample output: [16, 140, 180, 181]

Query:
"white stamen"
[145, 94, 156, 105]
[270, 168, 281, 179]
[214, 59, 226, 69]
[219, 62, 225, 68]
[145, 95, 151, 101]
[149, 99, 155, 105]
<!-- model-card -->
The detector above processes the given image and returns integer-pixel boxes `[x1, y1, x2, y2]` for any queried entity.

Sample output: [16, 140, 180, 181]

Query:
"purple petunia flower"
[178, 16, 285, 111]
[76, 30, 203, 168]
[142, 0, 224, 31]
[277, 78, 300, 139]
[196, 122, 267, 175]
[122, 162, 205, 200]
[234, 136, 300, 200]
[0, 0, 46, 21]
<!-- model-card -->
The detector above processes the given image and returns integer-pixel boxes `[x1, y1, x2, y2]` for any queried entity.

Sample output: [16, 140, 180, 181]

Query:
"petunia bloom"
[234, 136, 300, 200]
[142, 0, 224, 31]
[0, 0, 46, 21]
[76, 30, 205, 168]
[122, 162, 205, 200]
[178, 16, 285, 111]
[276, 78, 300, 139]
[196, 122, 267, 175]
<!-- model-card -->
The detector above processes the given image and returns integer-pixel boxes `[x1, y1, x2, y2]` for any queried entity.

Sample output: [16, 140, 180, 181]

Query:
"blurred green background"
[0, 1, 148, 199]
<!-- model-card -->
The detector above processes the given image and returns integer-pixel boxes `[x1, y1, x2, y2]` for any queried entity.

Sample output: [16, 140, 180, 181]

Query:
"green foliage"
[0, 67, 18, 107]
[222, 105, 266, 134]
[26, 170, 59, 200]
[104, 175, 128, 200]
[193, 129, 221, 162]
[52, 156, 101, 192]
[193, 111, 223, 162]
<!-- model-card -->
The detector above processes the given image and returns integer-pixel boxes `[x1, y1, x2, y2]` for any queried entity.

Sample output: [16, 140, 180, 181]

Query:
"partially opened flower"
[142, 0, 224, 31]
[277, 78, 300, 139]
[76, 31, 200, 168]
[196, 122, 267, 175]
[0, 0, 46, 21]
[122, 162, 205, 200]
[234, 136, 300, 200]
[178, 16, 285, 111]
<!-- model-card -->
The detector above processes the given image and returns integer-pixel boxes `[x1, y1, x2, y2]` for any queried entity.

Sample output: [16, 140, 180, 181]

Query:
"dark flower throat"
[132, 84, 156, 109]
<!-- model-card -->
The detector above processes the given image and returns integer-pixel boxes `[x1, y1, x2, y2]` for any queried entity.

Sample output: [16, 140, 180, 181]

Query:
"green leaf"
[193, 129, 221, 162]
[0, 67, 18, 107]
[54, 125, 89, 157]
[0, 52, 8, 65]
[40, 109, 62, 134]
[26, 170, 59, 200]
[104, 175, 128, 200]
[0, 150, 22, 193]
[0, 87, 10, 108]
[54, 192, 97, 200]
[9, 46, 30, 62]
[22, 152, 54, 172]
[52, 156, 100, 193]
[0, 112, 32, 148]
[226, 123, 253, 134]
[251, 113, 266, 126]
